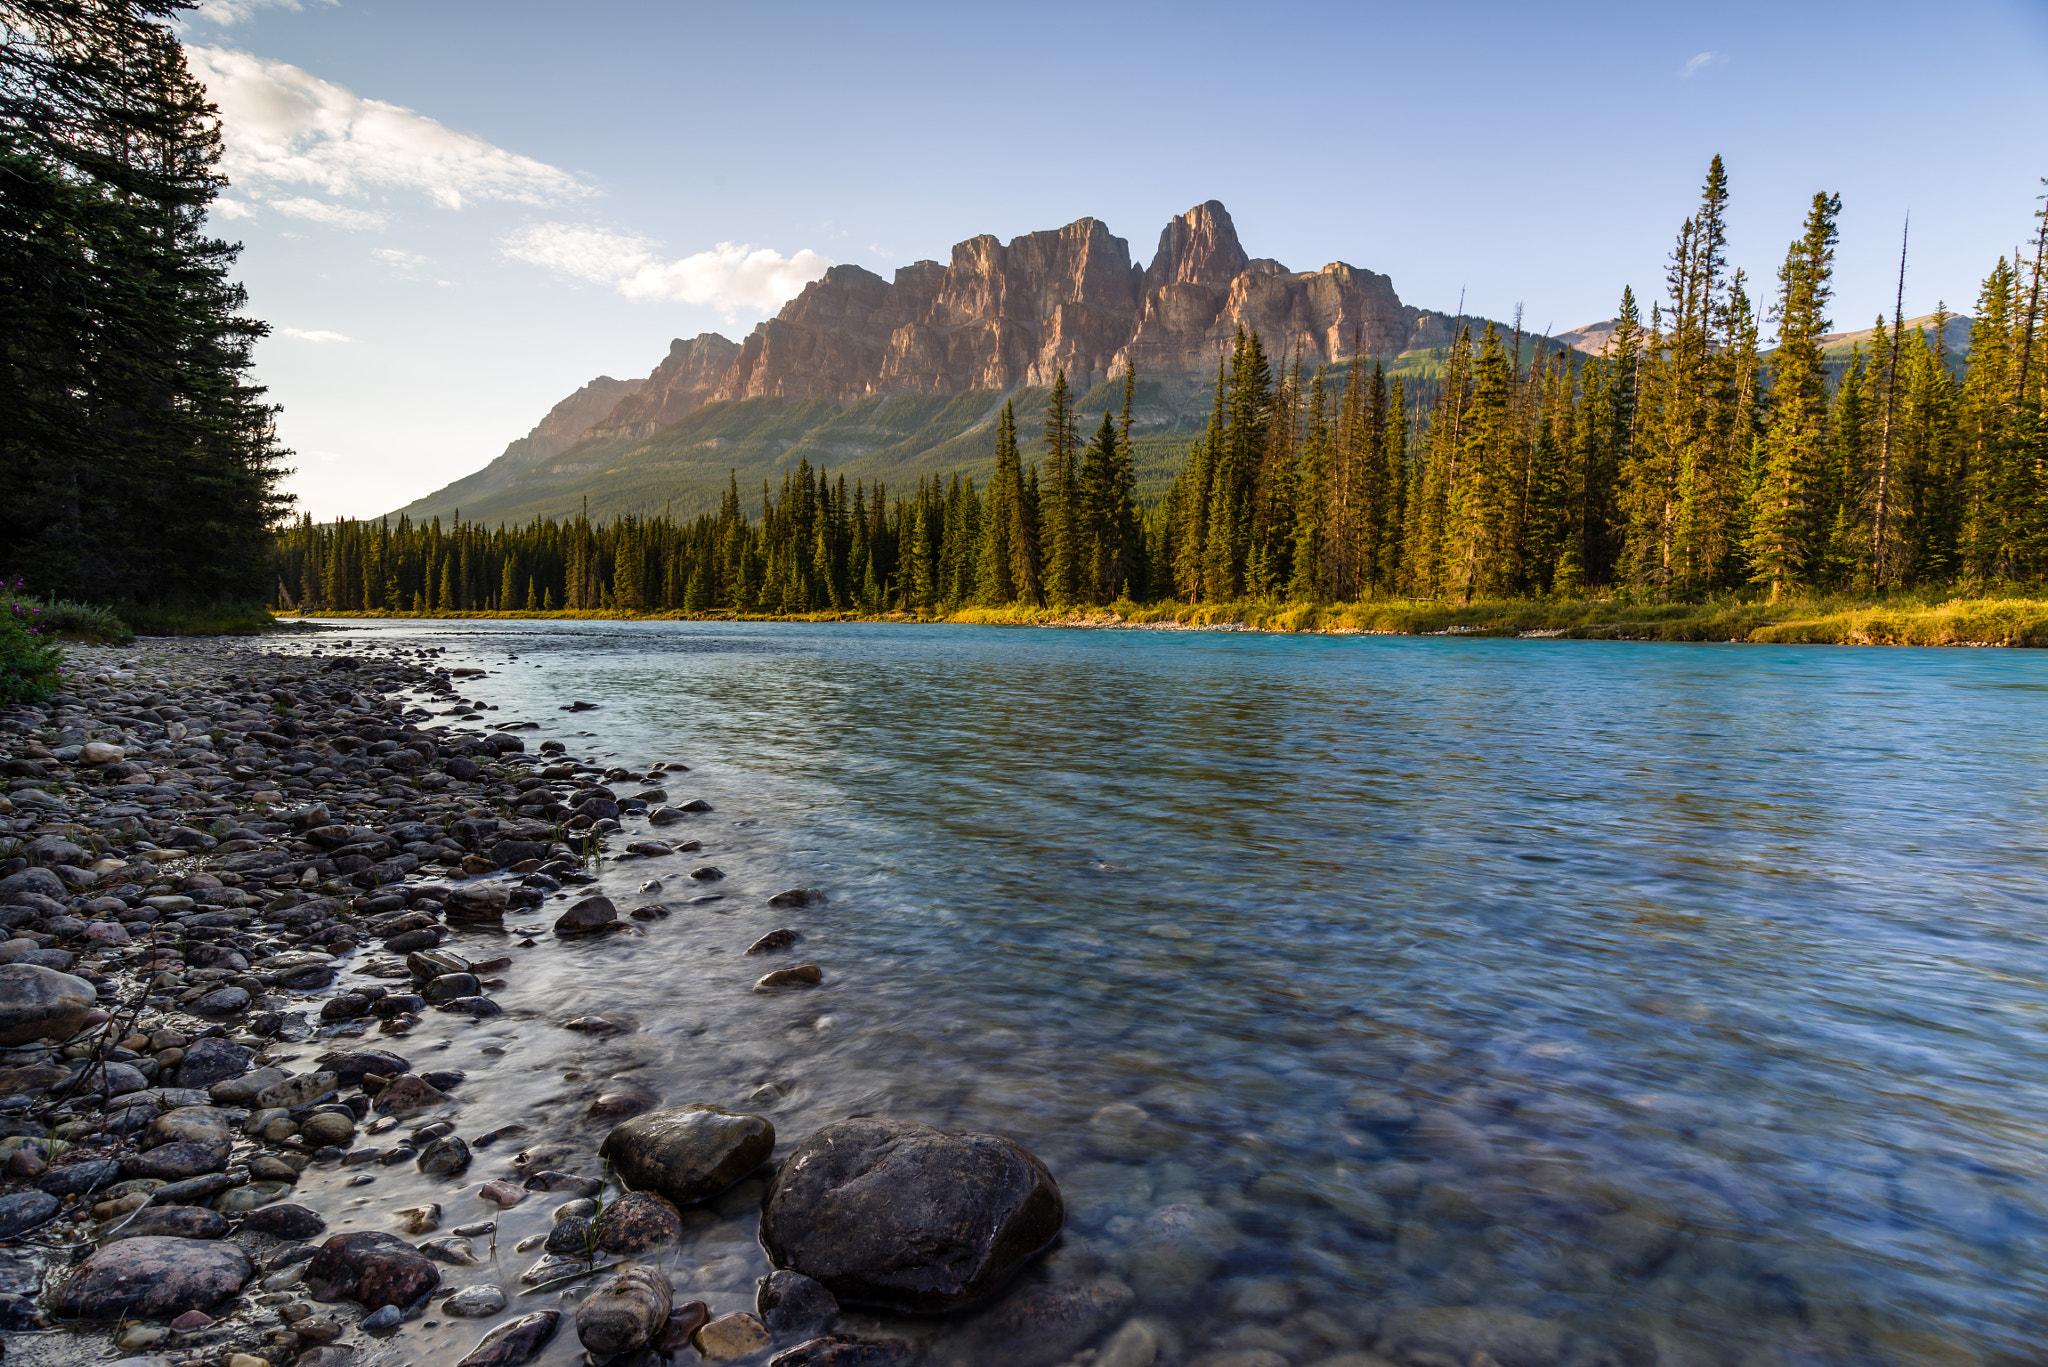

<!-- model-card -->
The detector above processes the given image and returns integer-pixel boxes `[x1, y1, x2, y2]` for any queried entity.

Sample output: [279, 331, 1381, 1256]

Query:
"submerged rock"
[599, 1104, 774, 1207]
[759, 1117, 1063, 1313]
[758, 1268, 838, 1336]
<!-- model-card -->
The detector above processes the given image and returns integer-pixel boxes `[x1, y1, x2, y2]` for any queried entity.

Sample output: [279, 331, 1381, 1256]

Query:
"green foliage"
[0, 1, 293, 609]
[11, 596, 132, 641]
[0, 578, 66, 704]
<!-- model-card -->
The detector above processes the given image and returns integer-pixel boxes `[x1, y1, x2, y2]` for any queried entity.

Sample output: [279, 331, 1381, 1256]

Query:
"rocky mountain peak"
[1144, 200, 1250, 292]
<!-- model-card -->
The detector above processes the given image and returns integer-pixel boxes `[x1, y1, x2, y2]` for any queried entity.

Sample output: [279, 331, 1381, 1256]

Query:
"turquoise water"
[294, 622, 2048, 1366]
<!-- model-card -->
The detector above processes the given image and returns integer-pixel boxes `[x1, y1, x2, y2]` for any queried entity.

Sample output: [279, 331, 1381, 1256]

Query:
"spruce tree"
[1748, 191, 1842, 600]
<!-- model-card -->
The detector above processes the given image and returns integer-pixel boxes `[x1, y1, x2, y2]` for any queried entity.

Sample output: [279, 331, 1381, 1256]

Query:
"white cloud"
[183, 46, 588, 210]
[188, 0, 329, 25]
[372, 248, 430, 268]
[270, 195, 385, 230]
[1679, 51, 1725, 78]
[500, 223, 832, 314]
[279, 327, 350, 342]
[214, 197, 258, 219]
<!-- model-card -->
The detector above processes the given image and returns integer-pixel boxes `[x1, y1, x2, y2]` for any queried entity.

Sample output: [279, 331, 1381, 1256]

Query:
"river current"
[281, 620, 2048, 1367]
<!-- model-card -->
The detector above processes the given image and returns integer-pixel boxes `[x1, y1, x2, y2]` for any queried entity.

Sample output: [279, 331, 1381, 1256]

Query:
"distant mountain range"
[387, 202, 1565, 526]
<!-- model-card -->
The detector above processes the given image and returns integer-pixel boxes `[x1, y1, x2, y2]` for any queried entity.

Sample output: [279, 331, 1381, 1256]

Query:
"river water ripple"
[284, 621, 2048, 1367]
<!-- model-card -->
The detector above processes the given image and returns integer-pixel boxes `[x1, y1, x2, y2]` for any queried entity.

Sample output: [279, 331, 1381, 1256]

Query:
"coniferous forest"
[276, 160, 2048, 619]
[0, 0, 291, 609]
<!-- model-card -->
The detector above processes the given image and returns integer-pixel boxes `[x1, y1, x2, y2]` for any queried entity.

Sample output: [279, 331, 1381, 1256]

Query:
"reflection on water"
[289, 622, 2048, 1367]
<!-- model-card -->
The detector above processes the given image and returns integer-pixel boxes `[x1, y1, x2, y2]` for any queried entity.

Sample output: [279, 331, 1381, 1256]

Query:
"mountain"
[389, 202, 1528, 526]
[1819, 312, 1974, 360]
[1555, 311, 1977, 363]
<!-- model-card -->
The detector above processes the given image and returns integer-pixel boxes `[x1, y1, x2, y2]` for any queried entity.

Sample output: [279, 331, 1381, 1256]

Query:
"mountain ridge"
[390, 201, 1528, 526]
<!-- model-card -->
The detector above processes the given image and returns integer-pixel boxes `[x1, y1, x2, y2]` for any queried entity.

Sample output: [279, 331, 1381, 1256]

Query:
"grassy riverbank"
[289, 591, 2048, 647]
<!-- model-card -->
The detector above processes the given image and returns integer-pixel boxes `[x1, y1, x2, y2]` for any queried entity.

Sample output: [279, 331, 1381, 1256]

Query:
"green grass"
[117, 604, 283, 637]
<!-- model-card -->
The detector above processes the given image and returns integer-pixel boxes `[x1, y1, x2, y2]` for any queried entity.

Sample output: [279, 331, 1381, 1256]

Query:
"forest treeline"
[275, 157, 2048, 617]
[1, 0, 291, 607]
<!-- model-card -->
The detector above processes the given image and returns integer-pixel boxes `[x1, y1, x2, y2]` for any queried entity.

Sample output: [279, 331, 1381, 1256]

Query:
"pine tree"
[1748, 191, 1842, 600]
[1042, 371, 1081, 603]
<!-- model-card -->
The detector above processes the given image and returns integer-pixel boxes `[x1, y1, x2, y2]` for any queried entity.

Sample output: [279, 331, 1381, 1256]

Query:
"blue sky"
[181, 0, 2048, 519]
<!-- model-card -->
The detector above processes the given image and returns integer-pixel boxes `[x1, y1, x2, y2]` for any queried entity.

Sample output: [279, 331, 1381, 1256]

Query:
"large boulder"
[759, 1118, 1062, 1313]
[304, 1230, 442, 1310]
[52, 1236, 252, 1319]
[599, 1105, 773, 1207]
[0, 964, 96, 1046]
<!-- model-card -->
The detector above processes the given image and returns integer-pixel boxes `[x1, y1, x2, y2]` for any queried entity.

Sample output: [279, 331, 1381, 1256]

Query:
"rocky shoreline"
[0, 637, 1069, 1367]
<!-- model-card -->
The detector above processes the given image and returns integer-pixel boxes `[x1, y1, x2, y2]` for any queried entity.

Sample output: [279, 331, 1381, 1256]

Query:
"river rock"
[305, 1230, 442, 1310]
[553, 895, 618, 937]
[242, 1203, 325, 1240]
[124, 1140, 227, 1181]
[599, 1104, 774, 1207]
[760, 1117, 1063, 1313]
[53, 1236, 252, 1319]
[417, 1135, 472, 1179]
[769, 1338, 912, 1367]
[755, 964, 824, 991]
[768, 887, 825, 908]
[576, 1264, 673, 1357]
[747, 928, 802, 955]
[173, 1038, 252, 1091]
[209, 1066, 287, 1105]
[145, 1106, 232, 1149]
[445, 886, 509, 922]
[1125, 1204, 1238, 1302]
[108, 1205, 229, 1241]
[758, 1268, 838, 1336]
[445, 1283, 508, 1317]
[317, 1049, 410, 1085]
[39, 1156, 121, 1196]
[457, 1309, 561, 1367]
[0, 964, 97, 1046]
[592, 1189, 685, 1254]
[373, 1073, 449, 1116]
[695, 1312, 771, 1362]
[254, 1071, 338, 1111]
[0, 1190, 58, 1237]
[192, 985, 250, 1015]
[958, 1277, 1135, 1361]
[300, 1111, 356, 1148]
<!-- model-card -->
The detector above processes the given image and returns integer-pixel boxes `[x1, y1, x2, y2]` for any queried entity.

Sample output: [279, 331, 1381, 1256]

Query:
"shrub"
[0, 579, 66, 704]
[15, 596, 132, 642]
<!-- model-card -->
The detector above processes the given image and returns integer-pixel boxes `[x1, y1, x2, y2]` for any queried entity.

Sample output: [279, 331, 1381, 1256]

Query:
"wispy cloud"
[372, 248, 430, 268]
[279, 327, 350, 342]
[187, 0, 332, 25]
[270, 195, 385, 230]
[183, 46, 588, 210]
[500, 223, 832, 315]
[214, 197, 258, 220]
[1679, 51, 1725, 78]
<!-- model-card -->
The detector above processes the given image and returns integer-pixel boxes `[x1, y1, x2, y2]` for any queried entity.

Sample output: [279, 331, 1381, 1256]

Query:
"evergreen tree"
[1748, 191, 1842, 600]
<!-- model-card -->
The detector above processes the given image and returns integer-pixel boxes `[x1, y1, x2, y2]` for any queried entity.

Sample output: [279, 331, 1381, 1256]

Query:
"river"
[281, 620, 2048, 1367]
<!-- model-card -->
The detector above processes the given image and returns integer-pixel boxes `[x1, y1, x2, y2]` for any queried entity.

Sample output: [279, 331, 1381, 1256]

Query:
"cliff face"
[581, 334, 740, 441]
[397, 202, 1480, 524]
[496, 373, 645, 468]
[583, 202, 1429, 431]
